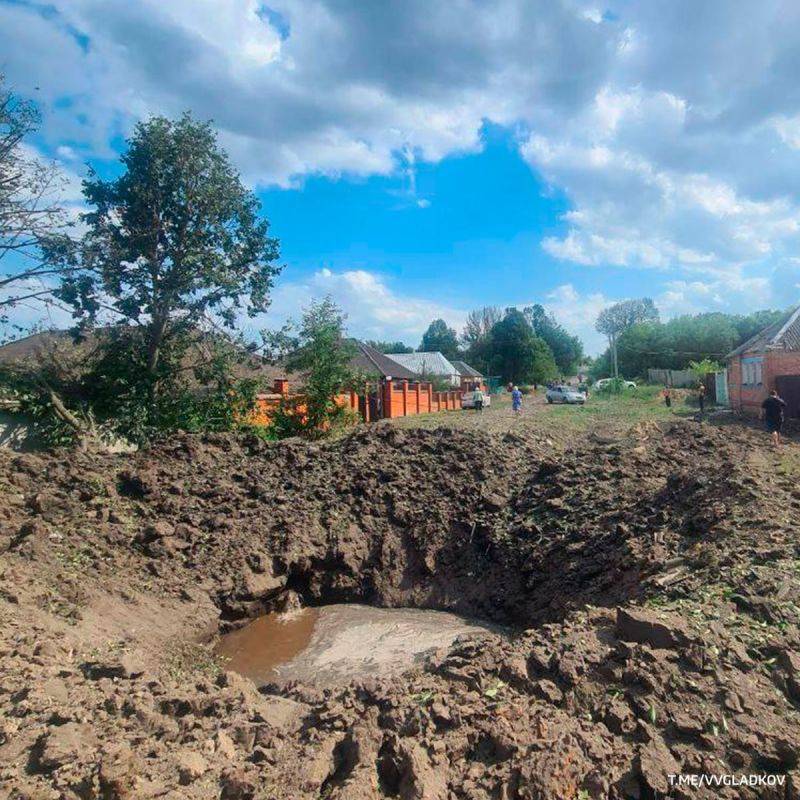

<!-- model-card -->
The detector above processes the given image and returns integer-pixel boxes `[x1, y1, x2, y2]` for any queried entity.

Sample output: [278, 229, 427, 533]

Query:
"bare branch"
[0, 74, 69, 315]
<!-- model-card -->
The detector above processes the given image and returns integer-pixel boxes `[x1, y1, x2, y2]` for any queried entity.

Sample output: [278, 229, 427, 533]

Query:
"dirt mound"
[2, 419, 800, 798]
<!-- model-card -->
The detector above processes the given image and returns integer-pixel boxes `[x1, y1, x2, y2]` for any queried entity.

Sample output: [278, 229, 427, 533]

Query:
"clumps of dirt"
[2, 419, 800, 798]
[270, 605, 799, 799]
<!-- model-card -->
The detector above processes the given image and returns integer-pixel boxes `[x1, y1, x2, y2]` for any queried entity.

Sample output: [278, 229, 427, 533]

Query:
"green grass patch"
[541, 385, 692, 432]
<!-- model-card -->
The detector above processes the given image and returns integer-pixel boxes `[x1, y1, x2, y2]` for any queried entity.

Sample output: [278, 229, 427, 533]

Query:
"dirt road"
[2, 401, 799, 798]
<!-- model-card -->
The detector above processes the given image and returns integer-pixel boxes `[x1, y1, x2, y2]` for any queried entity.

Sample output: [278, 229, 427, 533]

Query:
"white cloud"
[656, 275, 773, 316]
[526, 88, 800, 276]
[252, 268, 467, 345]
[543, 283, 614, 355]
[1, 0, 619, 185]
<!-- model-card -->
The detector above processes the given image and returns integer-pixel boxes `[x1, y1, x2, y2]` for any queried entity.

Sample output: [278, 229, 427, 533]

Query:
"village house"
[384, 351, 461, 387]
[348, 342, 419, 421]
[349, 341, 419, 383]
[254, 342, 468, 423]
[726, 305, 800, 420]
[450, 360, 485, 392]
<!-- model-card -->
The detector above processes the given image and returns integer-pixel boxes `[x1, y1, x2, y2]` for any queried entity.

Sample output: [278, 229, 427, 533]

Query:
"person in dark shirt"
[761, 389, 787, 447]
[697, 383, 706, 414]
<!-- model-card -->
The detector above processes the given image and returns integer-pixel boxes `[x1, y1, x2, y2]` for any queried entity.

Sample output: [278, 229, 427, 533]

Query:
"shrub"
[594, 377, 629, 395]
[263, 298, 360, 440]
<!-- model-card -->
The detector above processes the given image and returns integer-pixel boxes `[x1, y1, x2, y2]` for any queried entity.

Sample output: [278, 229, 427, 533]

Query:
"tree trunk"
[147, 316, 168, 376]
[42, 383, 96, 451]
[45, 386, 86, 433]
[612, 334, 619, 378]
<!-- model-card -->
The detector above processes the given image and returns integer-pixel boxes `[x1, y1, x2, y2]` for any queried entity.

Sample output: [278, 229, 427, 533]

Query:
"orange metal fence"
[248, 378, 476, 426]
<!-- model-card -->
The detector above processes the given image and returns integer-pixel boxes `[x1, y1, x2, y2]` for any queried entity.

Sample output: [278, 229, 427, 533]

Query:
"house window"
[741, 357, 763, 386]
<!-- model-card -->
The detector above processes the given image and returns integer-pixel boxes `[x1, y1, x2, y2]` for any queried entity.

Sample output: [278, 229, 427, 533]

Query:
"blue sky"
[3, 0, 800, 353]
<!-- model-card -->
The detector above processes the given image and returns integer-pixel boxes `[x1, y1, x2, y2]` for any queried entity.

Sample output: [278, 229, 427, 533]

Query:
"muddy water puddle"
[215, 604, 503, 687]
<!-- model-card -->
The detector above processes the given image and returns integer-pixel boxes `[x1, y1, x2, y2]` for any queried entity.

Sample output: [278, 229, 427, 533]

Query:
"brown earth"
[1, 411, 800, 799]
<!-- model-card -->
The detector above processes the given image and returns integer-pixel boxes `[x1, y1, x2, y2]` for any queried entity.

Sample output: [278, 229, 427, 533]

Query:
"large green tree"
[28, 113, 282, 442]
[487, 308, 557, 384]
[524, 304, 584, 376]
[595, 298, 659, 377]
[732, 309, 786, 344]
[52, 113, 281, 381]
[418, 318, 460, 359]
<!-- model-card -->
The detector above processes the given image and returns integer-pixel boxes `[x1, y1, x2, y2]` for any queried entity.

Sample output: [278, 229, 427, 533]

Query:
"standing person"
[697, 383, 706, 414]
[472, 387, 485, 412]
[511, 385, 523, 414]
[663, 386, 672, 409]
[761, 389, 787, 448]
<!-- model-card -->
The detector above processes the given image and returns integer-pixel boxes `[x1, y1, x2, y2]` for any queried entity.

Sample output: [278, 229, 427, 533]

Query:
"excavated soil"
[1, 417, 800, 798]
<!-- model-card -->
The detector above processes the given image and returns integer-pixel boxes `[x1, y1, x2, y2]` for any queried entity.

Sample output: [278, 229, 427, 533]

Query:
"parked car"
[593, 378, 637, 390]
[545, 385, 586, 404]
[461, 389, 491, 409]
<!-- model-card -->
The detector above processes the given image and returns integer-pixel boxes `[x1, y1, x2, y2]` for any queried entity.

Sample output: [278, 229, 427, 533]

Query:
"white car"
[461, 390, 490, 409]
[593, 378, 637, 390]
[546, 385, 586, 404]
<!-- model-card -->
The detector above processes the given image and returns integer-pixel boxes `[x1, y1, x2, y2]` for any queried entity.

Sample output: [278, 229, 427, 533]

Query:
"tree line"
[592, 298, 785, 380]
[387, 305, 584, 386]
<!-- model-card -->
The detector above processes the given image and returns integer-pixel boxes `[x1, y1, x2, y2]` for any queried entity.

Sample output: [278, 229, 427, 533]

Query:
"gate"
[358, 392, 380, 422]
[715, 370, 729, 407]
[703, 373, 717, 403]
[775, 375, 800, 419]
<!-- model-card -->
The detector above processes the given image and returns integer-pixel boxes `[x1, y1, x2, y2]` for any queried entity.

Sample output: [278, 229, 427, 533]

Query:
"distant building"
[385, 351, 461, 387]
[349, 342, 420, 382]
[450, 360, 484, 391]
[726, 305, 800, 419]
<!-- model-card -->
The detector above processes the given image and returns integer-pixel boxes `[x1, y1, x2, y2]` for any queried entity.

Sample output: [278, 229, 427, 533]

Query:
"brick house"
[451, 360, 485, 392]
[726, 306, 800, 419]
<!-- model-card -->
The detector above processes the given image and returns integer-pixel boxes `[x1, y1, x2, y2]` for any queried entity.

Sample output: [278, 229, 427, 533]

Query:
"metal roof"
[385, 351, 458, 377]
[726, 305, 800, 358]
[451, 359, 483, 378]
[350, 342, 420, 380]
